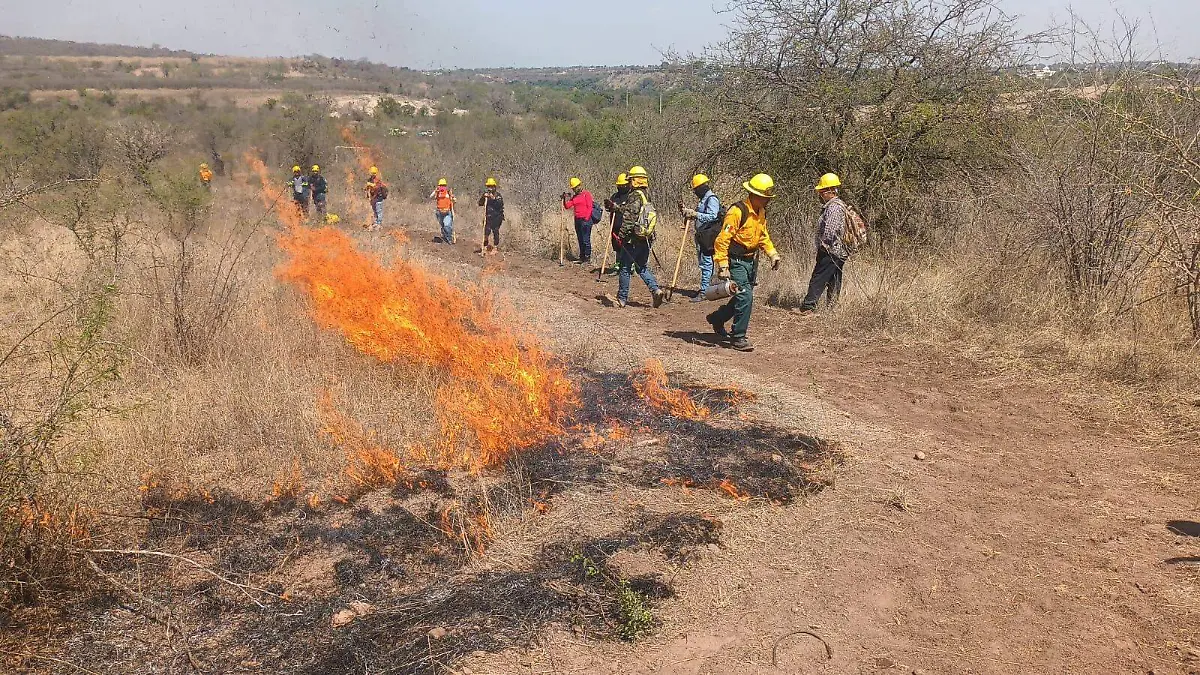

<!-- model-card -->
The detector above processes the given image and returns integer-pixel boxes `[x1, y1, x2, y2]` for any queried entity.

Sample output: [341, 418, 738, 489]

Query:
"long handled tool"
[450, 203, 457, 244]
[596, 211, 616, 282]
[558, 211, 567, 266]
[666, 217, 692, 301]
[480, 196, 490, 256]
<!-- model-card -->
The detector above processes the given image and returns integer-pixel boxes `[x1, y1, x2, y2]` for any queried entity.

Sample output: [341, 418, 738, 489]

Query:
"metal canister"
[703, 280, 741, 301]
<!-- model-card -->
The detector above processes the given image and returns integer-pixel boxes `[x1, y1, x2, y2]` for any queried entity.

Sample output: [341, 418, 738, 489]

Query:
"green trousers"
[713, 256, 755, 339]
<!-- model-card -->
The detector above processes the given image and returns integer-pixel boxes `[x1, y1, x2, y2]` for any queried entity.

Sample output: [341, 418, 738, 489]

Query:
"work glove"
[771, 255, 782, 271]
[682, 208, 698, 219]
[604, 199, 616, 211]
[717, 266, 730, 281]
[561, 192, 571, 202]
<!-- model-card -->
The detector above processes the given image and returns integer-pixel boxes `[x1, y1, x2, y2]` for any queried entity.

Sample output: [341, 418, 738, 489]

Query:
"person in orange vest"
[364, 166, 387, 230]
[430, 178, 456, 244]
[199, 163, 213, 189]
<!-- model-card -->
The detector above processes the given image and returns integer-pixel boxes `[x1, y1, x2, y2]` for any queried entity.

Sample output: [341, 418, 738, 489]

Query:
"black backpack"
[695, 193, 724, 253]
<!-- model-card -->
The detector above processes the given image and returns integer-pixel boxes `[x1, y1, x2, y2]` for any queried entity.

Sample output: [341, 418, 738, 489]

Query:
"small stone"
[331, 609, 358, 628]
[914, 452, 927, 461]
[428, 626, 448, 639]
[608, 465, 630, 475]
[572, 624, 584, 635]
[707, 543, 721, 553]
[874, 657, 896, 668]
[349, 601, 375, 617]
[461, 668, 474, 675]
[771, 453, 784, 463]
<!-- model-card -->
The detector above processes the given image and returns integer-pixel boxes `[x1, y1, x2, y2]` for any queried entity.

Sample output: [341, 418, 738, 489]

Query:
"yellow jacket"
[713, 200, 777, 268]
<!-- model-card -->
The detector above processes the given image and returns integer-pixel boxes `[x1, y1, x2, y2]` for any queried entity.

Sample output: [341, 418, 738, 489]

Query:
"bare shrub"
[146, 171, 251, 363]
[0, 286, 123, 607]
[111, 118, 170, 187]
[702, 0, 1048, 242]
[268, 94, 337, 169]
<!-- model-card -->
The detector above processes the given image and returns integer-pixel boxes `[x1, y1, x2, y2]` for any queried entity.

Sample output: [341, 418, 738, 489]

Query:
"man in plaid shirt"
[800, 173, 849, 314]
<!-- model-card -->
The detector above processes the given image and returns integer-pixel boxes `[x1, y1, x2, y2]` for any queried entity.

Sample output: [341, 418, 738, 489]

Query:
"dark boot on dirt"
[652, 289, 666, 308]
[730, 337, 754, 352]
[706, 312, 729, 339]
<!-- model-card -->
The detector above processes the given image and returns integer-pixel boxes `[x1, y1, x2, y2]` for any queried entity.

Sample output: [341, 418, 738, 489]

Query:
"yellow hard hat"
[743, 173, 776, 199]
[369, 166, 379, 175]
[815, 173, 841, 192]
[615, 173, 629, 186]
[438, 178, 448, 186]
[200, 163, 208, 169]
[485, 177, 497, 187]
[628, 166, 648, 178]
[311, 164, 320, 172]
[569, 177, 582, 189]
[292, 165, 301, 173]
[691, 174, 710, 189]
[325, 214, 341, 225]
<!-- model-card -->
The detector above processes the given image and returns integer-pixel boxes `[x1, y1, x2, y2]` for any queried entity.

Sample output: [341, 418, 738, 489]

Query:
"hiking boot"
[730, 337, 754, 352]
[652, 289, 666, 308]
[690, 295, 705, 304]
[706, 312, 729, 339]
[616, 298, 627, 309]
[796, 308, 817, 318]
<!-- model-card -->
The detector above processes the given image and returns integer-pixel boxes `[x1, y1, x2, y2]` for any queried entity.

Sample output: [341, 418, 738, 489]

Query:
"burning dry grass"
[632, 359, 710, 420]
[248, 157, 579, 474]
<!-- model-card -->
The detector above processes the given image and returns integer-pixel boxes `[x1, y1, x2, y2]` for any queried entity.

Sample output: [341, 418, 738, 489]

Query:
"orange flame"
[250, 152, 577, 474]
[271, 458, 305, 500]
[319, 391, 415, 488]
[632, 359, 710, 420]
[717, 479, 751, 503]
[436, 502, 494, 555]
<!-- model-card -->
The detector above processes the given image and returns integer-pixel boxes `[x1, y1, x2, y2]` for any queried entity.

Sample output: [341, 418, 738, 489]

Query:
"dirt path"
[395, 227, 1200, 674]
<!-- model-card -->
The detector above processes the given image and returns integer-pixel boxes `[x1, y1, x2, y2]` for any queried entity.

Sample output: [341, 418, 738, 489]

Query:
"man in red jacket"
[562, 177, 594, 265]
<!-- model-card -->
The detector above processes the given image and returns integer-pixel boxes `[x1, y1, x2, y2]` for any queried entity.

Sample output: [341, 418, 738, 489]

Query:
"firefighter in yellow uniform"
[706, 174, 782, 352]
[199, 163, 213, 188]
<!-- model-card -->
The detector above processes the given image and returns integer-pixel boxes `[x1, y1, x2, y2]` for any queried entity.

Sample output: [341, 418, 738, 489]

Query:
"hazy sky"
[2, 0, 1197, 68]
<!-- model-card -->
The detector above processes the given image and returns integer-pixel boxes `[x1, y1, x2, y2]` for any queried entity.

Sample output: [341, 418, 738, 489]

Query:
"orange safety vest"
[435, 187, 454, 213]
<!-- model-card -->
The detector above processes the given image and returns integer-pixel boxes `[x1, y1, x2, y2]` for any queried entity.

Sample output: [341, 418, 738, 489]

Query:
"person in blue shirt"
[681, 174, 722, 302]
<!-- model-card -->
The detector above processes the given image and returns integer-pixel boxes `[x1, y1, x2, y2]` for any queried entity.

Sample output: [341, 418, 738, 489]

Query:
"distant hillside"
[0, 35, 201, 59]
[0, 35, 684, 102]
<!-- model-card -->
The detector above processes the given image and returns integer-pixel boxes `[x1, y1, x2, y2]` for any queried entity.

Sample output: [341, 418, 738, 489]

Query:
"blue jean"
[617, 239, 660, 302]
[437, 211, 454, 242]
[696, 245, 714, 292]
[372, 200, 384, 226]
[574, 217, 593, 261]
